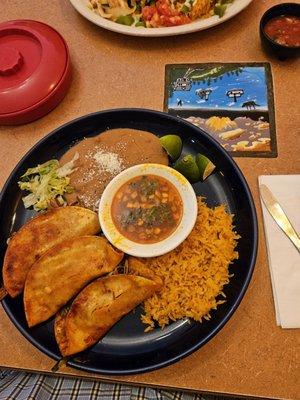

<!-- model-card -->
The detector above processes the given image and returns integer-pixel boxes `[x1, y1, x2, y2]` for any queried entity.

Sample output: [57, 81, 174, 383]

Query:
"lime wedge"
[115, 15, 134, 25]
[174, 154, 201, 183]
[159, 135, 182, 161]
[196, 154, 216, 180]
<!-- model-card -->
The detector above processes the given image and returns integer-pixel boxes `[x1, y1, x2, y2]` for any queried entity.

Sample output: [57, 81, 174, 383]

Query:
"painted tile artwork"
[164, 63, 277, 157]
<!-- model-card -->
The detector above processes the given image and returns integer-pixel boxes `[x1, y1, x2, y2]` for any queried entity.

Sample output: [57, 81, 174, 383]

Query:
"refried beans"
[59, 129, 168, 209]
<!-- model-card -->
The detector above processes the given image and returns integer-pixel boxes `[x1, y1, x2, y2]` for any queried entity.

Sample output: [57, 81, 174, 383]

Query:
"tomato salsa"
[111, 175, 183, 244]
[264, 15, 300, 47]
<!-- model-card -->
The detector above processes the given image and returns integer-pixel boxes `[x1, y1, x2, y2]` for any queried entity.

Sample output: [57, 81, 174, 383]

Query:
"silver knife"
[260, 184, 300, 253]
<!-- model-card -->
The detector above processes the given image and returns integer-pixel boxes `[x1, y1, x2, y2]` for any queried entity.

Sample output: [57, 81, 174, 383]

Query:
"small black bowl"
[260, 3, 300, 60]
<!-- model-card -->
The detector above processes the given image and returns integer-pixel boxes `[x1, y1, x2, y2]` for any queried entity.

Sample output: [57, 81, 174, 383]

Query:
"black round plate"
[0, 109, 258, 375]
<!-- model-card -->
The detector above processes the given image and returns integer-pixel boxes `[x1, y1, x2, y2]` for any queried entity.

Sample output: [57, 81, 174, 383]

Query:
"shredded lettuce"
[18, 158, 76, 211]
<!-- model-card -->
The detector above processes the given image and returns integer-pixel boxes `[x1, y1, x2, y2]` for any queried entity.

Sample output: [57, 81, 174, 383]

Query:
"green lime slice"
[196, 154, 216, 180]
[174, 154, 201, 183]
[159, 135, 182, 161]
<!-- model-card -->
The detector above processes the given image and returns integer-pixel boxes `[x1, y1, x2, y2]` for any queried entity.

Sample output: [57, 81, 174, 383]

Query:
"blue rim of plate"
[0, 108, 258, 375]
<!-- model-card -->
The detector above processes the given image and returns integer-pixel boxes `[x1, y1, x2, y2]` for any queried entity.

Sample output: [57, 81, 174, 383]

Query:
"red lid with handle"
[0, 20, 71, 125]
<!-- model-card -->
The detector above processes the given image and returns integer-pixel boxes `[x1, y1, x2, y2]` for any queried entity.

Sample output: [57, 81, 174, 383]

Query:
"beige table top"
[1, 0, 300, 399]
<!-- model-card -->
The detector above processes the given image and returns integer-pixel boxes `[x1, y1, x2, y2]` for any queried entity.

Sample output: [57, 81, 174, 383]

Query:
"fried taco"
[55, 273, 162, 357]
[3, 206, 100, 297]
[126, 256, 163, 286]
[24, 236, 123, 327]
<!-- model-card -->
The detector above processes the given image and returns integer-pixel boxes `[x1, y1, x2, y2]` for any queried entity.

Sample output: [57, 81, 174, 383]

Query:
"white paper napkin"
[258, 175, 300, 329]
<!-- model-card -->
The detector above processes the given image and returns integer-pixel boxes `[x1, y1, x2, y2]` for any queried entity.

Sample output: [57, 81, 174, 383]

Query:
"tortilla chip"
[55, 274, 162, 356]
[24, 236, 123, 327]
[3, 206, 100, 297]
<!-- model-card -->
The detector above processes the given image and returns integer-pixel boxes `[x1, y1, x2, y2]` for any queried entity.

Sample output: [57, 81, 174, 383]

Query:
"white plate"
[69, 0, 253, 37]
[98, 163, 197, 257]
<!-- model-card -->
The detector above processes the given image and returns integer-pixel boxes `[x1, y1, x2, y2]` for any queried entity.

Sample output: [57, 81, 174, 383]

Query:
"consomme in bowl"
[99, 162, 197, 258]
[111, 174, 183, 244]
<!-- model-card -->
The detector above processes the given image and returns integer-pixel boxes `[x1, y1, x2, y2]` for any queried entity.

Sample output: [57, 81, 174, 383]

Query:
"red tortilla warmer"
[0, 20, 71, 125]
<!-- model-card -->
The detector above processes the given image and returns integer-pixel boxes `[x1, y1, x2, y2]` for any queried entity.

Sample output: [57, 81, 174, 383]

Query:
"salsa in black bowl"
[260, 3, 300, 59]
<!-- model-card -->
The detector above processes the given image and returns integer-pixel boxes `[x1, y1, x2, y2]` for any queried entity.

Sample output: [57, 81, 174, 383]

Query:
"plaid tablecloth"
[0, 369, 237, 400]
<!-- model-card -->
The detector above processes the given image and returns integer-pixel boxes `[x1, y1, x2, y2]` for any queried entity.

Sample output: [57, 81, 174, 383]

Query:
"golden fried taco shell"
[3, 206, 100, 298]
[126, 257, 163, 286]
[55, 274, 162, 357]
[24, 236, 123, 327]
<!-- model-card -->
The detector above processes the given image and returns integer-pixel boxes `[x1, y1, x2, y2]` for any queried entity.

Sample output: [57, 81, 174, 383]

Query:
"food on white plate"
[111, 174, 183, 243]
[2, 206, 100, 298]
[55, 273, 162, 356]
[88, 0, 235, 28]
[24, 236, 123, 327]
[59, 128, 168, 210]
[18, 155, 78, 211]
